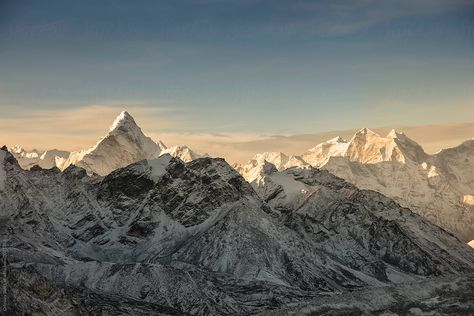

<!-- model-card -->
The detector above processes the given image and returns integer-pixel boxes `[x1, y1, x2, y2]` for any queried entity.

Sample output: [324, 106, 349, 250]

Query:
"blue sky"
[0, 0, 473, 143]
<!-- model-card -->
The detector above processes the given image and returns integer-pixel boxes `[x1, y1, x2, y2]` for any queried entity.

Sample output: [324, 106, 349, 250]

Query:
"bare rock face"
[0, 147, 473, 315]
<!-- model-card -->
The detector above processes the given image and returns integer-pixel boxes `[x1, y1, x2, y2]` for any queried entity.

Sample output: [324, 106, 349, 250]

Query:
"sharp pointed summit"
[387, 128, 401, 139]
[59, 111, 166, 176]
[354, 127, 378, 137]
[10, 110, 204, 176]
[109, 110, 137, 132]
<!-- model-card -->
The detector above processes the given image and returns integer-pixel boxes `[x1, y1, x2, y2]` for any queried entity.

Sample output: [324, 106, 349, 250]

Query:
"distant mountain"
[238, 128, 474, 243]
[10, 145, 70, 170]
[57, 111, 166, 176]
[11, 111, 205, 177]
[6, 112, 474, 244]
[301, 128, 428, 166]
[234, 152, 309, 184]
[1, 146, 473, 315]
[160, 145, 207, 162]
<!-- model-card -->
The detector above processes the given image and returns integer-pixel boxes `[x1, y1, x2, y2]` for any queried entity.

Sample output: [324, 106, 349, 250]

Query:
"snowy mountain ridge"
[10, 111, 203, 176]
[9, 113, 474, 244]
[300, 128, 428, 167]
[237, 128, 474, 243]
[57, 111, 165, 175]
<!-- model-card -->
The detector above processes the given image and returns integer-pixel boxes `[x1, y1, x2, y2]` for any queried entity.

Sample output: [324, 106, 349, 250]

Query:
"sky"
[0, 0, 473, 161]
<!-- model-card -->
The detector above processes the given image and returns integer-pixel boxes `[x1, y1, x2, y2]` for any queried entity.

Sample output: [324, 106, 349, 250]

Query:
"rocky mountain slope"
[14, 111, 473, 245]
[1, 146, 473, 315]
[238, 129, 474, 243]
[260, 274, 474, 316]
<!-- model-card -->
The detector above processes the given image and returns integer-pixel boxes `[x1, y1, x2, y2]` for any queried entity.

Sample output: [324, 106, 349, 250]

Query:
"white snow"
[302, 136, 349, 167]
[4, 141, 474, 315]
[238, 128, 474, 242]
[109, 110, 133, 131]
[237, 152, 309, 184]
[269, 172, 307, 201]
[9, 146, 70, 170]
[147, 154, 173, 181]
[58, 111, 167, 176]
[10, 145, 24, 154]
[160, 145, 204, 162]
[10, 111, 202, 177]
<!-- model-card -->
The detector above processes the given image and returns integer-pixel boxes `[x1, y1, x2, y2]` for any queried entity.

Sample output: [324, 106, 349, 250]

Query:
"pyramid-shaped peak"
[109, 111, 138, 132]
[355, 127, 378, 136]
[386, 129, 421, 147]
[387, 129, 405, 139]
[351, 128, 381, 142]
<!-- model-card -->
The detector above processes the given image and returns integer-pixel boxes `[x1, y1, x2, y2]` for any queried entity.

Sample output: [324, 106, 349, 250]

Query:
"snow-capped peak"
[109, 110, 137, 132]
[387, 129, 401, 139]
[161, 145, 205, 162]
[300, 127, 429, 166]
[59, 110, 165, 176]
[254, 152, 288, 167]
[10, 145, 25, 154]
[386, 129, 412, 144]
[352, 127, 379, 139]
[347, 128, 407, 163]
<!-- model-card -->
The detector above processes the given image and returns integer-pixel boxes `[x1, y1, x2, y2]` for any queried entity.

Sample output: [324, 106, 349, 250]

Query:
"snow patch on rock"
[109, 110, 134, 132]
[147, 154, 173, 181]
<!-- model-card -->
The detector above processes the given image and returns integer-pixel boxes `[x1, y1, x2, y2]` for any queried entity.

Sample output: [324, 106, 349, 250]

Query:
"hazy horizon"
[1, 0, 473, 162]
[2, 108, 473, 163]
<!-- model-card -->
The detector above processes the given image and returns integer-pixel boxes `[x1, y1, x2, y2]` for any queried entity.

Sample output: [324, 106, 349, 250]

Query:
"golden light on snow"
[1, 105, 474, 164]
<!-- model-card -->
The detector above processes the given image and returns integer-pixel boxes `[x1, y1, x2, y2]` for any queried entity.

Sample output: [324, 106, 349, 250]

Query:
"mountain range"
[10, 111, 204, 176]
[1, 144, 473, 315]
[237, 128, 474, 244]
[9, 112, 474, 244]
[2, 110, 473, 314]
